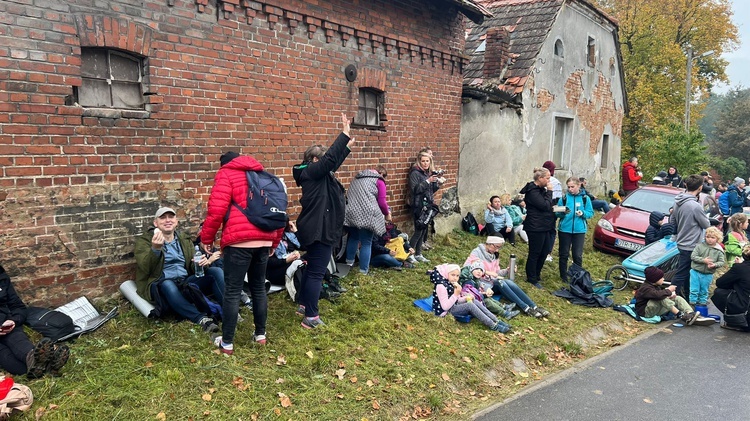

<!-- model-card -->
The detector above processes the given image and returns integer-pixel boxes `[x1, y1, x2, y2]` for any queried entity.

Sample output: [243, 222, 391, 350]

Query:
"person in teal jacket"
[555, 177, 594, 282]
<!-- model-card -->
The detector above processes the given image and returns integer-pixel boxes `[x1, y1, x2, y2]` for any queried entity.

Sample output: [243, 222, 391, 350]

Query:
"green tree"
[596, 0, 738, 156]
[640, 123, 707, 178]
[708, 156, 746, 183]
[707, 87, 750, 163]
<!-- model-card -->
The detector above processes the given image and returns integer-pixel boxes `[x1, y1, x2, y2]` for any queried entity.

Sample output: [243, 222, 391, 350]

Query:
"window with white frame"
[77, 48, 145, 109]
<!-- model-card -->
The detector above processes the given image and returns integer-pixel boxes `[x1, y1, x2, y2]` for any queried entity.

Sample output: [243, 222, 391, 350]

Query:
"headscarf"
[435, 263, 460, 281]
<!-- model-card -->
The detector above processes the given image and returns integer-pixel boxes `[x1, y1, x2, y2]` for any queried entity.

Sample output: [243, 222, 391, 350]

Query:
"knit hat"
[644, 266, 664, 284]
[734, 177, 746, 186]
[220, 151, 240, 167]
[542, 160, 556, 176]
[468, 260, 485, 274]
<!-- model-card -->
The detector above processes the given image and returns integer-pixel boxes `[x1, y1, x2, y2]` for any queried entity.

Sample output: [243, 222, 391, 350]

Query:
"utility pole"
[685, 46, 693, 132]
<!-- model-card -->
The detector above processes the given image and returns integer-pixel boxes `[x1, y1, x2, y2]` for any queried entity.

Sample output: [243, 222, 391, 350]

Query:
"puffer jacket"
[621, 161, 641, 191]
[292, 133, 350, 247]
[519, 181, 555, 232]
[201, 155, 284, 250]
[0, 266, 27, 327]
[344, 169, 387, 236]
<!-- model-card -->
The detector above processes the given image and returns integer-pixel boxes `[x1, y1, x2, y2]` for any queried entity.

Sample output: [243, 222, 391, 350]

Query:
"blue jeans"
[689, 269, 713, 304]
[345, 227, 374, 274]
[592, 199, 609, 213]
[221, 246, 269, 343]
[300, 242, 332, 318]
[370, 253, 402, 268]
[491, 279, 536, 311]
[154, 268, 226, 323]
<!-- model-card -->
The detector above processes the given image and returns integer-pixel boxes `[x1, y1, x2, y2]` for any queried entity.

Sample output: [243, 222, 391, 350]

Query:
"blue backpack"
[233, 170, 288, 231]
[718, 192, 730, 215]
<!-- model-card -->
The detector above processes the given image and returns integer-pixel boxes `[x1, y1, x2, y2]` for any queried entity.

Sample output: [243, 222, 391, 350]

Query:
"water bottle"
[194, 245, 205, 277]
[509, 254, 516, 281]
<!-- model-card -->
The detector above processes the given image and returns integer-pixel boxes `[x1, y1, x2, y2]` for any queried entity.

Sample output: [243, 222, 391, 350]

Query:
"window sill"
[81, 108, 150, 119]
[351, 123, 386, 132]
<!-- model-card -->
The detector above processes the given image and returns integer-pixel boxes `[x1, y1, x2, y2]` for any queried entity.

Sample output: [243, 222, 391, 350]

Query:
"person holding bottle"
[556, 177, 594, 282]
[135, 207, 226, 335]
[201, 152, 285, 354]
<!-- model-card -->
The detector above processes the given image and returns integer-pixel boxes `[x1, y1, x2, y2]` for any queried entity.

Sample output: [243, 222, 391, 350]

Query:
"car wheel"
[606, 265, 630, 291]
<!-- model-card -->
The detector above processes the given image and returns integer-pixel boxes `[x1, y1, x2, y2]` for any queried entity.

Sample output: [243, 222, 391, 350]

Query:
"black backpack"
[233, 170, 288, 232]
[462, 212, 479, 235]
[25, 307, 76, 342]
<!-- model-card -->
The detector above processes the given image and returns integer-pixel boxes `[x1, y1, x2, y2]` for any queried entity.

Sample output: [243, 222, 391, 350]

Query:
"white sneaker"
[545, 255, 553, 262]
[415, 255, 430, 263]
[406, 255, 418, 264]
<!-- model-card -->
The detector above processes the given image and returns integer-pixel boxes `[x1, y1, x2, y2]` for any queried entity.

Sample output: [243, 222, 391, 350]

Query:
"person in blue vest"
[555, 177, 594, 282]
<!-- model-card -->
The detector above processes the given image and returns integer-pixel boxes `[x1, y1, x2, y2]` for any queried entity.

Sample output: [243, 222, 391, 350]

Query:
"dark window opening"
[76, 48, 145, 109]
[554, 39, 564, 58]
[587, 37, 596, 67]
[354, 88, 386, 129]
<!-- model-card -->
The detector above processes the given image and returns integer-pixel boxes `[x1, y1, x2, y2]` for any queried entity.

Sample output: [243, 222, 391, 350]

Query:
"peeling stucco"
[564, 70, 624, 155]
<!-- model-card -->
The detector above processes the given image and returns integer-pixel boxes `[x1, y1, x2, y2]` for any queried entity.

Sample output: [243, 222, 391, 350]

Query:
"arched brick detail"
[74, 15, 153, 56]
[358, 68, 386, 92]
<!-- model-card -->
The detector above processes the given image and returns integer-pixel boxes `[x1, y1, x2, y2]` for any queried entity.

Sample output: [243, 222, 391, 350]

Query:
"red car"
[593, 185, 683, 256]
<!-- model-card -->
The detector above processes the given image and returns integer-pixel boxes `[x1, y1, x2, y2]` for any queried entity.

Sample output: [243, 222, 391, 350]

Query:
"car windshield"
[620, 189, 677, 214]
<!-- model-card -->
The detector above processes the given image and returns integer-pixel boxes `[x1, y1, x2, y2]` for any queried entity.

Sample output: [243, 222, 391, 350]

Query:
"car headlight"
[597, 218, 614, 232]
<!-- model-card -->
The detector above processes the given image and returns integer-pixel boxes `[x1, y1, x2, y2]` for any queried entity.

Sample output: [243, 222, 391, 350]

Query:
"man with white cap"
[134, 206, 226, 334]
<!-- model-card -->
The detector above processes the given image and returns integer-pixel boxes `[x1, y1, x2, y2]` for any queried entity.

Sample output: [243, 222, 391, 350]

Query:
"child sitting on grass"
[430, 264, 510, 333]
[459, 261, 520, 320]
[635, 266, 713, 326]
[689, 227, 726, 306]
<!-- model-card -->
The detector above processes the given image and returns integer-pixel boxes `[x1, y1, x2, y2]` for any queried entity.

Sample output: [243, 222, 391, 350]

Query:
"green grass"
[21, 216, 654, 420]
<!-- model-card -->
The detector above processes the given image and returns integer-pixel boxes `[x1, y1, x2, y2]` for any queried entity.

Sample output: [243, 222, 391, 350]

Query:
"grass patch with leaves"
[23, 217, 656, 420]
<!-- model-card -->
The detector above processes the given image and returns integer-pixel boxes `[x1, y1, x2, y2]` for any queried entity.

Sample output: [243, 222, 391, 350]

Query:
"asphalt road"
[475, 312, 750, 421]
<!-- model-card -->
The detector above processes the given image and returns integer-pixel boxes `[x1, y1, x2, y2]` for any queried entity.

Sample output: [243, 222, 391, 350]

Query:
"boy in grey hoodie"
[670, 174, 711, 299]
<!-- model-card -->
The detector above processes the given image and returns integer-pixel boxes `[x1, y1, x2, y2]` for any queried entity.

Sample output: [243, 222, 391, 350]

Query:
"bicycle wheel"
[605, 265, 630, 291]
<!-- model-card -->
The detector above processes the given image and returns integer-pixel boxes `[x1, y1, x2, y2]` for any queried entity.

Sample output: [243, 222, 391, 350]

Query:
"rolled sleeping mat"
[119, 280, 157, 318]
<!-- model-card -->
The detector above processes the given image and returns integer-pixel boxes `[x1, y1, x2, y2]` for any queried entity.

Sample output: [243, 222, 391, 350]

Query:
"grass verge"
[22, 217, 654, 420]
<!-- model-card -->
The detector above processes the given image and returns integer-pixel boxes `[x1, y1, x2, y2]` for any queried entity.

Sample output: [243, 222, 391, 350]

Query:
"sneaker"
[534, 306, 550, 317]
[415, 255, 430, 263]
[422, 242, 432, 250]
[253, 334, 267, 345]
[503, 303, 517, 312]
[296, 305, 306, 316]
[301, 316, 325, 329]
[406, 255, 418, 264]
[524, 306, 543, 318]
[402, 261, 415, 269]
[242, 300, 253, 311]
[26, 338, 53, 379]
[545, 255, 553, 262]
[692, 316, 715, 327]
[48, 343, 70, 376]
[328, 278, 348, 293]
[213, 335, 234, 356]
[529, 282, 544, 290]
[680, 311, 699, 325]
[199, 317, 219, 333]
[503, 309, 521, 320]
[491, 321, 510, 333]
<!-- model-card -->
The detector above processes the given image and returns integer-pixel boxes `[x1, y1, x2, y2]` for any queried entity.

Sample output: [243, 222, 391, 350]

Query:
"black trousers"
[558, 232, 585, 281]
[0, 328, 34, 375]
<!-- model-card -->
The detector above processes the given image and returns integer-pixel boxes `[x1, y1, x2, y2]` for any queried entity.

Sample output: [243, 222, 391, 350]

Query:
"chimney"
[483, 27, 510, 79]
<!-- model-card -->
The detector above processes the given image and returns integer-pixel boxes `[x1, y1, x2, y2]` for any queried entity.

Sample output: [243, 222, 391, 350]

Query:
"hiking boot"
[406, 255, 418, 264]
[301, 316, 325, 329]
[535, 306, 550, 318]
[680, 311, 699, 325]
[48, 343, 70, 376]
[491, 321, 510, 333]
[328, 278, 347, 293]
[26, 338, 53, 379]
[503, 309, 521, 320]
[692, 316, 715, 327]
[415, 255, 430, 263]
[253, 334, 267, 345]
[199, 317, 219, 333]
[213, 335, 233, 356]
[295, 305, 306, 317]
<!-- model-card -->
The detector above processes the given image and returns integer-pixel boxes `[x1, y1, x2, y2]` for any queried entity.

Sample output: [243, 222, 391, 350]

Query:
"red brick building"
[0, 0, 489, 304]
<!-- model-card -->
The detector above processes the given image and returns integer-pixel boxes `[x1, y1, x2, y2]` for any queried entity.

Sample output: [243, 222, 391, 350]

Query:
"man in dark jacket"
[292, 113, 354, 329]
[520, 167, 555, 289]
[135, 207, 225, 334]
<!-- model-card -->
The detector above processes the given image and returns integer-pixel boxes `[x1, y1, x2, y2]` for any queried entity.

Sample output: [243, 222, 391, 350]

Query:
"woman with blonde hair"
[725, 213, 748, 267]
[407, 151, 444, 263]
[519, 167, 555, 289]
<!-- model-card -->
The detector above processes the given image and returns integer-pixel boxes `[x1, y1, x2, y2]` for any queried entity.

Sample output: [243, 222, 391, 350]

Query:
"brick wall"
[0, 0, 468, 304]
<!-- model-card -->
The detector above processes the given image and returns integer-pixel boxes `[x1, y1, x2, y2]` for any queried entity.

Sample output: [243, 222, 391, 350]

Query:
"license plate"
[615, 239, 643, 251]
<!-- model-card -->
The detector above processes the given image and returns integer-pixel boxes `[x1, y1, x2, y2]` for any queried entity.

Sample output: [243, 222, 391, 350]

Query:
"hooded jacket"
[634, 280, 672, 317]
[726, 184, 746, 216]
[621, 161, 642, 191]
[201, 155, 284, 250]
[671, 192, 710, 251]
[292, 133, 350, 247]
[519, 181, 555, 232]
[664, 168, 682, 188]
[644, 211, 675, 245]
[344, 169, 387, 236]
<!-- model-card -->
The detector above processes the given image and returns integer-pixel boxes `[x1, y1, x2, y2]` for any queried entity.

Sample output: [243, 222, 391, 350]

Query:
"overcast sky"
[714, 0, 750, 93]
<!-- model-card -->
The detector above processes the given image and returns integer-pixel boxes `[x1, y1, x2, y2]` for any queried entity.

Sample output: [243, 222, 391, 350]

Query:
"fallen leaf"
[155, 412, 166, 420]
[441, 373, 451, 381]
[203, 411, 210, 415]
[189, 357, 197, 363]
[409, 352, 418, 360]
[350, 376, 358, 383]
[366, 380, 374, 387]
[517, 372, 529, 378]
[145, 361, 153, 368]
[48, 404, 58, 410]
[338, 361, 346, 368]
[276, 355, 287, 365]
[643, 398, 653, 404]
[202, 394, 212, 402]
[593, 390, 603, 395]
[335, 369, 346, 380]
[462, 356, 472, 363]
[275, 378, 285, 384]
[372, 399, 381, 410]
[251, 413, 259, 421]
[274, 408, 281, 415]
[306, 351, 314, 359]
[208, 388, 216, 394]
[278, 392, 292, 408]
[336, 393, 344, 399]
